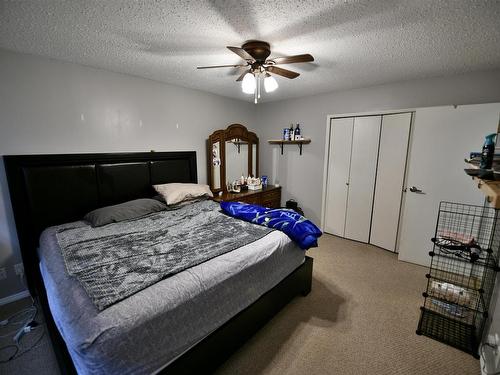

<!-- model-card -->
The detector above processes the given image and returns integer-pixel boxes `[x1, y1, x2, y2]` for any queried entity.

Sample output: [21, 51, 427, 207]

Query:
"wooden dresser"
[213, 186, 281, 208]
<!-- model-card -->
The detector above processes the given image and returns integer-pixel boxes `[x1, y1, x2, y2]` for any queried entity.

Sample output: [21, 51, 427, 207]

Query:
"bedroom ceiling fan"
[197, 40, 314, 103]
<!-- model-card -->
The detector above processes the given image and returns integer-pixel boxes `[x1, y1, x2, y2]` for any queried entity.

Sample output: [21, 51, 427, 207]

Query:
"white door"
[398, 103, 500, 266]
[324, 117, 354, 236]
[370, 113, 412, 252]
[345, 116, 381, 242]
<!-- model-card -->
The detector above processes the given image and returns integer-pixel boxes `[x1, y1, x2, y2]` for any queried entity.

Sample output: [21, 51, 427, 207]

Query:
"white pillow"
[153, 183, 213, 205]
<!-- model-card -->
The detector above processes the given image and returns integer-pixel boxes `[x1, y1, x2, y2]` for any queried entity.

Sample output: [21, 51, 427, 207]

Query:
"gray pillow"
[84, 198, 166, 227]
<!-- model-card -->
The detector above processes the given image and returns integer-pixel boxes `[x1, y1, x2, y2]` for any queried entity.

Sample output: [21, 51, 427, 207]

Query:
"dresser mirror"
[207, 124, 259, 193]
[225, 138, 248, 184]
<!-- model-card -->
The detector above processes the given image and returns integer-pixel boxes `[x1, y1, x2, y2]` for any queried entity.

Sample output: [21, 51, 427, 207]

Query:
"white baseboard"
[0, 290, 30, 306]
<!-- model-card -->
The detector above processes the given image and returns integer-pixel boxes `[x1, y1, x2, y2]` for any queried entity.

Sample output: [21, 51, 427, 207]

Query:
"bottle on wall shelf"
[283, 127, 289, 141]
[289, 123, 294, 141]
[295, 123, 301, 140]
[480, 133, 497, 169]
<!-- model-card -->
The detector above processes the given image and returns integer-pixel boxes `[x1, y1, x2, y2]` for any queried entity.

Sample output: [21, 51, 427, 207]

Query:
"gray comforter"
[56, 200, 273, 310]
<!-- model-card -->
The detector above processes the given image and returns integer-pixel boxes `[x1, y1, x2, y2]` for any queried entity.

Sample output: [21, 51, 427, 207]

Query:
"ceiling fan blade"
[270, 54, 314, 65]
[227, 46, 254, 61]
[236, 70, 250, 81]
[266, 66, 300, 79]
[197, 64, 248, 69]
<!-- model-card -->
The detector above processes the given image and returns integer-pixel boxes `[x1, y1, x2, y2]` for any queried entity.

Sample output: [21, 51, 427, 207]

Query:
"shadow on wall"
[218, 276, 349, 374]
[271, 146, 289, 191]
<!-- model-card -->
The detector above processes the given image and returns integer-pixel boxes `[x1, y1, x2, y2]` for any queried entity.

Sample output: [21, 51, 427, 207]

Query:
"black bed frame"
[3, 151, 313, 374]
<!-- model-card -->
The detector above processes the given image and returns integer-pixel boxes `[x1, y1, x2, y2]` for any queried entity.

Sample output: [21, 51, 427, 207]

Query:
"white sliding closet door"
[370, 113, 412, 252]
[344, 116, 381, 242]
[324, 117, 354, 236]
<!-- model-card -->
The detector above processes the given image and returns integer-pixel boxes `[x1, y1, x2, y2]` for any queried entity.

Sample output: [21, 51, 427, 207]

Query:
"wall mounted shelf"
[470, 175, 500, 209]
[268, 139, 311, 155]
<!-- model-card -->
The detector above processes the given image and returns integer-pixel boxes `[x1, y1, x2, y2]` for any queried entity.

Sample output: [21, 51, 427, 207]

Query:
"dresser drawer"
[262, 198, 280, 208]
[261, 188, 281, 208]
[262, 189, 280, 201]
[238, 195, 261, 205]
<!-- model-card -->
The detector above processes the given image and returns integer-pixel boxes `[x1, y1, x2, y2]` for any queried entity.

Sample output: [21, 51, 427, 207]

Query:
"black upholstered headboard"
[3, 151, 197, 293]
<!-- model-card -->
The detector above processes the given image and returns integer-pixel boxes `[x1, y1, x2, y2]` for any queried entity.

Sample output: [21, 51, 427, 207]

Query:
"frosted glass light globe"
[264, 75, 278, 92]
[242, 73, 256, 94]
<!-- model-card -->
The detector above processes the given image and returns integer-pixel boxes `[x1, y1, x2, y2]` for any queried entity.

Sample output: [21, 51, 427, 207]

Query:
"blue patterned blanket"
[220, 201, 322, 249]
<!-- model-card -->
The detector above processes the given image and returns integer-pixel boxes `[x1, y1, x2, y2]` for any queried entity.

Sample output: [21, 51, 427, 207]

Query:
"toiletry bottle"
[480, 133, 497, 169]
[283, 128, 289, 141]
[295, 123, 301, 140]
[289, 124, 294, 141]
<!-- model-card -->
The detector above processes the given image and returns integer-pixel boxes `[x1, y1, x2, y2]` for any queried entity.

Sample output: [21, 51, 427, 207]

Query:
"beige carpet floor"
[215, 234, 481, 375]
[0, 234, 481, 374]
[0, 297, 59, 375]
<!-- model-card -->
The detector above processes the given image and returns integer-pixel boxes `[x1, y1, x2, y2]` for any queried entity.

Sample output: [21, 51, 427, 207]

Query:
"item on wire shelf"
[432, 231, 483, 263]
[431, 299, 469, 318]
[434, 230, 475, 248]
[430, 281, 471, 307]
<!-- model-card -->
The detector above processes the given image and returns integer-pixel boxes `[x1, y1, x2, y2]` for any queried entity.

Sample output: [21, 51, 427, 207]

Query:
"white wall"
[256, 70, 500, 225]
[0, 49, 256, 299]
[255, 70, 500, 348]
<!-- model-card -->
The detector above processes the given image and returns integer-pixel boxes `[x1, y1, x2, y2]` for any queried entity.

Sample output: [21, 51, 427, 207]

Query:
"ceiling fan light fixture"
[241, 72, 256, 94]
[264, 74, 278, 93]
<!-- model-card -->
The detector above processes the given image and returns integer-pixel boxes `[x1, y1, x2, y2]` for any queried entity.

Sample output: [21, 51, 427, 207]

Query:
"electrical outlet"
[14, 263, 24, 276]
[0, 267, 6, 280]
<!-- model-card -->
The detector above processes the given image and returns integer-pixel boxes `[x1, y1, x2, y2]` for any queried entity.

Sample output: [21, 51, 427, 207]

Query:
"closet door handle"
[409, 186, 424, 194]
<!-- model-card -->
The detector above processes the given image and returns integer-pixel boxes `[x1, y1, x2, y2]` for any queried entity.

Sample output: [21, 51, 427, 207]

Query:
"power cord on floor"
[481, 343, 500, 375]
[0, 296, 45, 363]
[0, 304, 37, 338]
[0, 324, 45, 363]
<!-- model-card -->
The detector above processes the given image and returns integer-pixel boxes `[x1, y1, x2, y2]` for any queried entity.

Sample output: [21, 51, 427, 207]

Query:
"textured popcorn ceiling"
[1, 0, 500, 103]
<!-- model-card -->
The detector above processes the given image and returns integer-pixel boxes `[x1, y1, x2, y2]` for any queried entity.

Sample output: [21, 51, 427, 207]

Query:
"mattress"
[38, 216, 305, 375]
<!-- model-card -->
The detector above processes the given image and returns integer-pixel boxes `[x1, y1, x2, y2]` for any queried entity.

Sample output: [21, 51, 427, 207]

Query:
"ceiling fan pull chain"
[258, 73, 261, 99]
[254, 78, 258, 104]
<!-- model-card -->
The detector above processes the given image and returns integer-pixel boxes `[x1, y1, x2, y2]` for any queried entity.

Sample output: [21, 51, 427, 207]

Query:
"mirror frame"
[207, 124, 259, 193]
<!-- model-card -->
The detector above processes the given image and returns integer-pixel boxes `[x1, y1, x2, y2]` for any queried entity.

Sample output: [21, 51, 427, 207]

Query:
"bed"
[3, 151, 313, 374]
